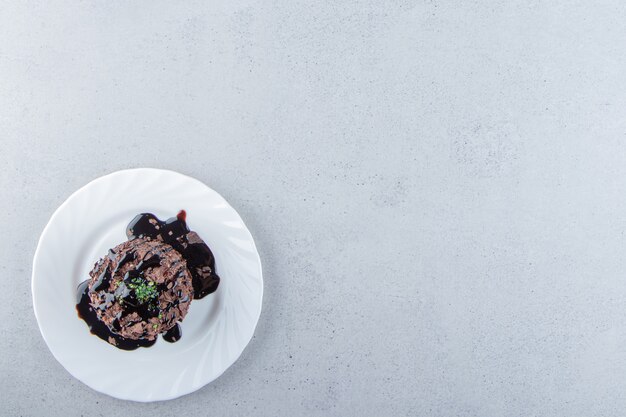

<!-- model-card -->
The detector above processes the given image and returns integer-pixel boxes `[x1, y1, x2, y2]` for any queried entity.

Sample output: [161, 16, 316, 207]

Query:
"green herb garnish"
[127, 277, 158, 304]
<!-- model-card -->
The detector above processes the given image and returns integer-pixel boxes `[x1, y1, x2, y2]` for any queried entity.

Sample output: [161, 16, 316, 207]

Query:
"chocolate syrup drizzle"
[76, 211, 220, 350]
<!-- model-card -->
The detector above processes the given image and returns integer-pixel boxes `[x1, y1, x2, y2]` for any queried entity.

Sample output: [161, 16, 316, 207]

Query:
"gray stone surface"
[2, 1, 626, 415]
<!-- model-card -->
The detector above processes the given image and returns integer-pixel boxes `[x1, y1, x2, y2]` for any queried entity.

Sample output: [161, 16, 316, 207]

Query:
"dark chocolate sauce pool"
[76, 280, 157, 350]
[125, 210, 220, 299]
[76, 210, 219, 350]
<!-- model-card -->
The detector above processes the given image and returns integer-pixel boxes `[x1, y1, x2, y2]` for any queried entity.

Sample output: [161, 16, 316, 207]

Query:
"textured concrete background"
[2, 1, 626, 416]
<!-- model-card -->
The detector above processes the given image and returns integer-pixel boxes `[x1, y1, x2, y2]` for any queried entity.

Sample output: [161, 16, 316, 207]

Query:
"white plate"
[31, 168, 263, 402]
